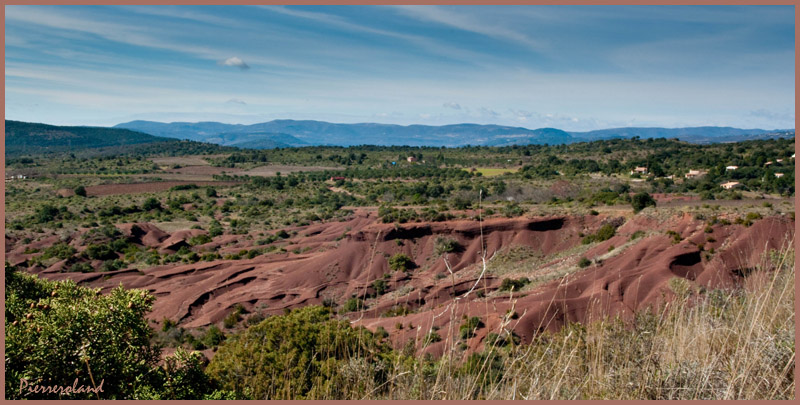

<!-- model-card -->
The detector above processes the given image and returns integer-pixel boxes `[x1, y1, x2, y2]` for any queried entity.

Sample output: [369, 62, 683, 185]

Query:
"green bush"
[371, 279, 388, 296]
[578, 257, 591, 268]
[388, 253, 414, 272]
[498, 277, 530, 292]
[188, 234, 212, 246]
[40, 242, 77, 260]
[342, 297, 364, 313]
[582, 224, 617, 245]
[206, 306, 391, 400]
[631, 192, 656, 213]
[459, 316, 485, 340]
[74, 185, 87, 197]
[434, 236, 461, 256]
[5, 267, 196, 399]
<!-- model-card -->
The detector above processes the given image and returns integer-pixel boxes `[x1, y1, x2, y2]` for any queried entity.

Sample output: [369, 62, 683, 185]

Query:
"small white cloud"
[226, 98, 247, 105]
[442, 101, 461, 110]
[219, 56, 250, 70]
[419, 113, 432, 119]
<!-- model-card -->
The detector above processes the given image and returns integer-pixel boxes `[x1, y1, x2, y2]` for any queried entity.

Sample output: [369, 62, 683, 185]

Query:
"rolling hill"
[4, 120, 233, 157]
[115, 119, 793, 148]
[115, 120, 575, 147]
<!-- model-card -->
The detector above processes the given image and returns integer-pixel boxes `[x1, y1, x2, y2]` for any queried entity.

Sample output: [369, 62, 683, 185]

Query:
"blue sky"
[5, 5, 795, 130]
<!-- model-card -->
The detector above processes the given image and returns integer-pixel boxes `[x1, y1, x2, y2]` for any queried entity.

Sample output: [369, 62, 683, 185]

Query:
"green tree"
[631, 192, 656, 213]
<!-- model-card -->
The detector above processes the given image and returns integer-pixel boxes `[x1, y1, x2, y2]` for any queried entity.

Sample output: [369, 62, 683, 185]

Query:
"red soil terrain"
[57, 181, 241, 197]
[9, 210, 794, 356]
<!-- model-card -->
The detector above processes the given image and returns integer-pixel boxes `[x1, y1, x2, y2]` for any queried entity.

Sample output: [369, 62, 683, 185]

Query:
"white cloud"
[219, 57, 250, 70]
[442, 102, 461, 110]
[226, 98, 247, 105]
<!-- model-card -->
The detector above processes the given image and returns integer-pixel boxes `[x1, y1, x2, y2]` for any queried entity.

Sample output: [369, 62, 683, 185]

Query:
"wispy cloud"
[392, 6, 547, 51]
[442, 102, 461, 110]
[226, 98, 247, 105]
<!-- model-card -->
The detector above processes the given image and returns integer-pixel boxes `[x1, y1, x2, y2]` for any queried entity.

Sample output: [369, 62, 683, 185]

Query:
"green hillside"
[5, 120, 172, 156]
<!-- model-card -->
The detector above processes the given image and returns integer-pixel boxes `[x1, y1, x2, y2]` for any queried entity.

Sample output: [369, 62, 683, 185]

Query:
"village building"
[684, 169, 706, 179]
[720, 181, 741, 190]
[725, 165, 738, 171]
[774, 173, 784, 178]
[406, 156, 418, 162]
[630, 166, 648, 175]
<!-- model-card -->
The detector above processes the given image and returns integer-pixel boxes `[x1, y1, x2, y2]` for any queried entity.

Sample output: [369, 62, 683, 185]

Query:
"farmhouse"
[407, 156, 418, 162]
[720, 181, 741, 190]
[684, 169, 706, 179]
[774, 173, 784, 178]
[630, 166, 648, 175]
[725, 165, 738, 171]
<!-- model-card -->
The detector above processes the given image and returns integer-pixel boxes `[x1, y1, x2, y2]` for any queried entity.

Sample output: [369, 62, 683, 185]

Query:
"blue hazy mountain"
[115, 120, 793, 148]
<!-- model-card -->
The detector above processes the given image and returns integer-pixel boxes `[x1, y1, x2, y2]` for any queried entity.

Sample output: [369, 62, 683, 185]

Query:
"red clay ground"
[57, 181, 241, 197]
[10, 210, 794, 357]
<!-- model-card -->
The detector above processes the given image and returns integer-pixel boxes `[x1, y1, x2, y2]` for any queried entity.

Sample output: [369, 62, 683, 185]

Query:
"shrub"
[74, 185, 87, 197]
[388, 253, 414, 272]
[578, 257, 591, 268]
[203, 325, 226, 347]
[188, 234, 212, 246]
[499, 277, 531, 292]
[382, 305, 412, 317]
[40, 242, 77, 260]
[631, 192, 656, 213]
[459, 316, 485, 340]
[68, 262, 94, 273]
[342, 297, 364, 313]
[582, 224, 616, 244]
[223, 307, 243, 329]
[629, 230, 646, 240]
[206, 306, 390, 400]
[85, 243, 118, 261]
[502, 203, 524, 218]
[6, 268, 159, 399]
[434, 236, 461, 256]
[371, 279, 388, 296]
[143, 197, 162, 211]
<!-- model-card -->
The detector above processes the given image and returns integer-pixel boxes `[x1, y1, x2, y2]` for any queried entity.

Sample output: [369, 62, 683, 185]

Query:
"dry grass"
[326, 242, 795, 400]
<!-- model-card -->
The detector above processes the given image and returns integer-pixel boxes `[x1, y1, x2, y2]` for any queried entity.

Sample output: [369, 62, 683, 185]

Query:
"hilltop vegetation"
[5, 120, 235, 158]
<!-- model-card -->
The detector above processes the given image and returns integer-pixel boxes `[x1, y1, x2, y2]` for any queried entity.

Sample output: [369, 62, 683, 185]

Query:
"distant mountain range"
[115, 120, 794, 148]
[5, 119, 793, 157]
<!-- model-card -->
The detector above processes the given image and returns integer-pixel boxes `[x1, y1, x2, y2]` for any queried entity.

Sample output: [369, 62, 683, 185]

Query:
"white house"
[720, 181, 741, 190]
[630, 166, 648, 175]
[775, 173, 785, 178]
[685, 169, 706, 179]
[725, 165, 739, 171]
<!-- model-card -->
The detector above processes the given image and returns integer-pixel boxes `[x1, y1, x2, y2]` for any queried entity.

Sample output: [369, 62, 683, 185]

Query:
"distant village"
[628, 152, 794, 191]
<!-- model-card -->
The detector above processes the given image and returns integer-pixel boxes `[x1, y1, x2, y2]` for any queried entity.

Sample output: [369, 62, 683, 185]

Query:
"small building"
[765, 161, 773, 166]
[776, 159, 784, 163]
[407, 156, 418, 162]
[792, 153, 795, 159]
[774, 173, 784, 178]
[630, 166, 648, 175]
[720, 181, 741, 190]
[725, 165, 739, 171]
[685, 169, 707, 179]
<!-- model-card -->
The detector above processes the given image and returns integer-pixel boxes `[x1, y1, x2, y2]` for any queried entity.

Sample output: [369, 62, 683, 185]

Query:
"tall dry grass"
[328, 242, 795, 400]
